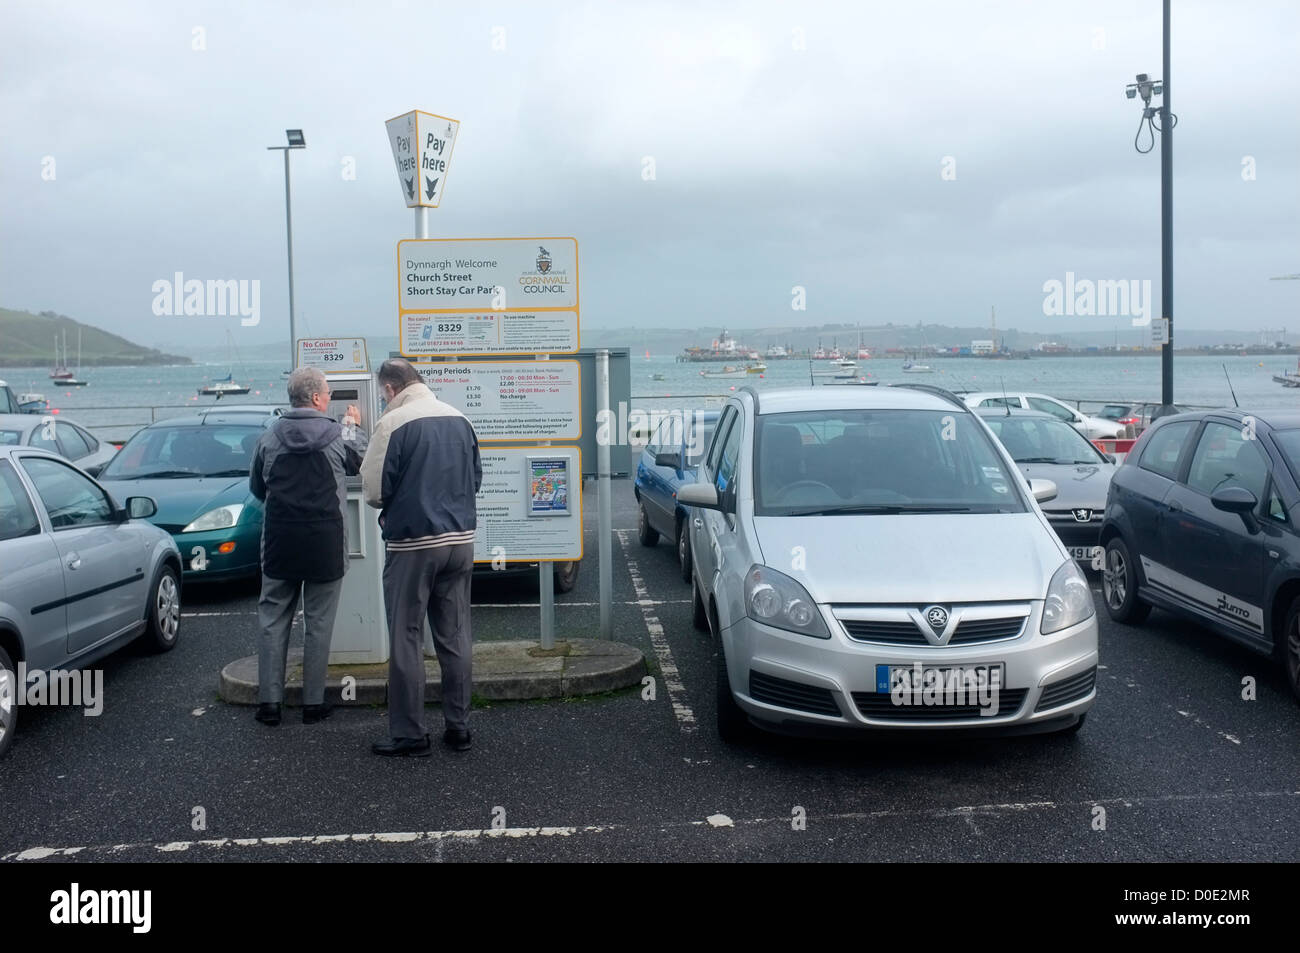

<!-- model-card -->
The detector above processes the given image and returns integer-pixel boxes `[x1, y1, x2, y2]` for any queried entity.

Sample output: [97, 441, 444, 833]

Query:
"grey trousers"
[257, 575, 343, 706]
[383, 543, 474, 739]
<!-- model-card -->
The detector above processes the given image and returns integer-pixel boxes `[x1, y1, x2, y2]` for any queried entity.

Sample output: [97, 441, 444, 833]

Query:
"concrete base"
[218, 639, 647, 706]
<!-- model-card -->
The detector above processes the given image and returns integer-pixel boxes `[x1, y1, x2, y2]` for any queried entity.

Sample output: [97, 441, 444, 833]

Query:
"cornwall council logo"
[536, 246, 552, 274]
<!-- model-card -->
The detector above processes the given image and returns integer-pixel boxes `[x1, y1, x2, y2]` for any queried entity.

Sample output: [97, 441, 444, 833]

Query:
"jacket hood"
[276, 408, 339, 453]
[385, 381, 436, 414]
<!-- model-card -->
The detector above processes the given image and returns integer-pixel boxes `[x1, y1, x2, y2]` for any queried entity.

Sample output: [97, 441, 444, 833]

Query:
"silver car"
[0, 446, 181, 758]
[0, 412, 118, 476]
[978, 408, 1117, 566]
[680, 385, 1098, 741]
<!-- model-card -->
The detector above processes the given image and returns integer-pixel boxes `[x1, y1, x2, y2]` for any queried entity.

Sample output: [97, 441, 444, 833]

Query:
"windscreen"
[101, 425, 262, 480]
[983, 416, 1106, 465]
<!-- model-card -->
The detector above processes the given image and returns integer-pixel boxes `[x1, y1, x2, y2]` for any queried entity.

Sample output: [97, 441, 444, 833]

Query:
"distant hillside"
[0, 308, 192, 367]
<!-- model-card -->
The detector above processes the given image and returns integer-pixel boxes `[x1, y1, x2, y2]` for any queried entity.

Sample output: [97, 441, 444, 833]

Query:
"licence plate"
[1069, 545, 1103, 567]
[876, 663, 1005, 698]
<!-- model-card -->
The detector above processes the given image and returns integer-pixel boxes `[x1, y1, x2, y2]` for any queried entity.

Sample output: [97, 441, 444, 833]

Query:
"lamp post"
[1126, 1, 1176, 416]
[268, 129, 306, 371]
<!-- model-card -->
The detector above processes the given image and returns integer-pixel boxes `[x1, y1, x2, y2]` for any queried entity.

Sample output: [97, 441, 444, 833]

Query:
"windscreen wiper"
[202, 469, 250, 478]
[124, 469, 196, 479]
[784, 504, 974, 516]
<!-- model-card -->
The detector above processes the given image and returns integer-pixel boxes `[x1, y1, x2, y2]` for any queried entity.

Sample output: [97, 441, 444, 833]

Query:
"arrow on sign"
[404, 177, 414, 200]
[425, 176, 439, 201]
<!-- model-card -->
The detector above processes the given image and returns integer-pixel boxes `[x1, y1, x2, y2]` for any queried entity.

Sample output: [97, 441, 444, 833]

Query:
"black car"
[1100, 409, 1300, 701]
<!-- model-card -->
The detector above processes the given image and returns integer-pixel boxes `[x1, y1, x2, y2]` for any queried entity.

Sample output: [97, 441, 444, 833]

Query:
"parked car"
[0, 445, 181, 758]
[680, 384, 1097, 741]
[1100, 409, 1300, 702]
[0, 413, 118, 476]
[978, 408, 1116, 566]
[635, 410, 720, 581]
[0, 382, 21, 415]
[962, 392, 1124, 440]
[96, 406, 283, 581]
[1095, 401, 1189, 437]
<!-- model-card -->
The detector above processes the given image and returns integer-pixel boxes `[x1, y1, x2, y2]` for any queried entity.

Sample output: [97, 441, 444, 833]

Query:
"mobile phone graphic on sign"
[525, 457, 571, 517]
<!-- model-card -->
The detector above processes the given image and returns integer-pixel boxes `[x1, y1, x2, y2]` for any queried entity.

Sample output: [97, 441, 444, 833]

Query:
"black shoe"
[255, 703, 281, 726]
[371, 734, 432, 757]
[443, 727, 472, 752]
[303, 702, 333, 725]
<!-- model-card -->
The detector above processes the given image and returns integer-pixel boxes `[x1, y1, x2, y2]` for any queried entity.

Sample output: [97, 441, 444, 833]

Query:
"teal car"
[98, 406, 283, 581]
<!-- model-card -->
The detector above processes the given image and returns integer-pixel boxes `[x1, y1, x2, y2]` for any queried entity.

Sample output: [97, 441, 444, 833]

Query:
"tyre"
[0, 644, 16, 759]
[553, 560, 580, 594]
[692, 575, 709, 632]
[677, 518, 693, 584]
[141, 564, 181, 653]
[1277, 598, 1300, 704]
[714, 631, 752, 744]
[1102, 537, 1151, 624]
[637, 502, 659, 546]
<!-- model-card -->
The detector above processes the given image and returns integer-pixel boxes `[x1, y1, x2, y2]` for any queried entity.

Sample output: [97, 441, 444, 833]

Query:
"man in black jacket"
[250, 367, 367, 726]
[361, 358, 481, 756]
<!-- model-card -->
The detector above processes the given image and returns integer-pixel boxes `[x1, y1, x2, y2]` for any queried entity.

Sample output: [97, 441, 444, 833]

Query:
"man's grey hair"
[287, 367, 328, 408]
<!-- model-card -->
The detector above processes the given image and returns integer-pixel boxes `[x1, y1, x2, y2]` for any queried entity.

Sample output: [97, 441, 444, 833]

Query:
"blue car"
[635, 410, 719, 582]
[1100, 408, 1300, 702]
[97, 406, 283, 582]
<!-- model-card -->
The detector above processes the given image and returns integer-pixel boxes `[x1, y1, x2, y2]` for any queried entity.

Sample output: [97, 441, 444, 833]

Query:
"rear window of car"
[1099, 404, 1132, 419]
[984, 416, 1105, 464]
[0, 429, 22, 446]
[754, 409, 1026, 516]
[1138, 420, 1196, 479]
[100, 424, 262, 480]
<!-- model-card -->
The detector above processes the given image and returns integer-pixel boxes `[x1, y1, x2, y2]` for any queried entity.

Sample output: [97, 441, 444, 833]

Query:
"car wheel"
[1102, 537, 1151, 624]
[692, 575, 709, 632]
[553, 560, 580, 594]
[637, 503, 659, 546]
[142, 564, 181, 653]
[1277, 598, 1300, 704]
[714, 624, 752, 744]
[0, 644, 17, 759]
[677, 518, 692, 584]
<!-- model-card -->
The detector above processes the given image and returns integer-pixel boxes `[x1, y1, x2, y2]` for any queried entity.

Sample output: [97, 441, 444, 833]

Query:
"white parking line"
[1172, 706, 1243, 745]
[181, 600, 691, 619]
[7, 789, 1295, 861]
[616, 528, 697, 733]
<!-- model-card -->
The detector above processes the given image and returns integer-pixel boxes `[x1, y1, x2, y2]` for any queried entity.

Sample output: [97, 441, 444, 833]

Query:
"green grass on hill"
[0, 307, 191, 367]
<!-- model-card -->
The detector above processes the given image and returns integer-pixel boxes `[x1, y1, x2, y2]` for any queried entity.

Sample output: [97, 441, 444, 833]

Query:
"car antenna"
[1000, 377, 1010, 415]
[1222, 363, 1239, 408]
[808, 359, 814, 387]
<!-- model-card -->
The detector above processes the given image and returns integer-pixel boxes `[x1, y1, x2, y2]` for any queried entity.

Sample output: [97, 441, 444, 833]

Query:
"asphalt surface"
[1, 470, 1297, 863]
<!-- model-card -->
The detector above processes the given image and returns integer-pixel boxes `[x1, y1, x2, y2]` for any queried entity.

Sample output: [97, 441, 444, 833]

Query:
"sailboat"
[49, 329, 89, 386]
[199, 332, 252, 397]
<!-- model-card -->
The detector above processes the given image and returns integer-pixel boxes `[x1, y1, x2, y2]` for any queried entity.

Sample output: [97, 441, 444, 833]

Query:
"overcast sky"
[2, 0, 1297, 352]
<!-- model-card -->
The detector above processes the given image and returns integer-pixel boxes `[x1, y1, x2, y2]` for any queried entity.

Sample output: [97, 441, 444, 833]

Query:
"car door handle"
[65, 552, 81, 570]
[1167, 500, 1183, 512]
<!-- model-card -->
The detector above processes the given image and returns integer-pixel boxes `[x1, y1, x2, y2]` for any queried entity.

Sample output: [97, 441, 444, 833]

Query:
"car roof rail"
[888, 382, 970, 411]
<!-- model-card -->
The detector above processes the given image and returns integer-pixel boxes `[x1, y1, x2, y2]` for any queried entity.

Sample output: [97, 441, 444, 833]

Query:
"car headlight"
[1041, 559, 1095, 634]
[182, 504, 245, 533]
[744, 565, 830, 639]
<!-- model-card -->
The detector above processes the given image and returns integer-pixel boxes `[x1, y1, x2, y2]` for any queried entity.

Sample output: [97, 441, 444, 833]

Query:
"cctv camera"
[1135, 73, 1149, 83]
[1126, 87, 1136, 99]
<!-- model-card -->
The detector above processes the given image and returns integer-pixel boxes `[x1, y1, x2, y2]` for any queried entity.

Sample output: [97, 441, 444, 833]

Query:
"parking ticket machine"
[294, 340, 388, 664]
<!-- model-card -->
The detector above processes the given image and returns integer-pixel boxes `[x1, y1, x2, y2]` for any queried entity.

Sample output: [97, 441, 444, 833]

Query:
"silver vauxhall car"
[680, 385, 1098, 741]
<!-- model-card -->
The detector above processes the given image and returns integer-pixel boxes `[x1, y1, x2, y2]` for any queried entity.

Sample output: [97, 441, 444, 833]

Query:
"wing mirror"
[1029, 479, 1058, 504]
[677, 481, 722, 511]
[1212, 486, 1259, 533]
[125, 496, 158, 520]
[654, 451, 683, 470]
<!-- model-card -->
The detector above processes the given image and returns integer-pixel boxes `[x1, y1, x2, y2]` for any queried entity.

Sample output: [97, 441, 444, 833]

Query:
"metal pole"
[538, 351, 555, 649]
[597, 349, 612, 638]
[1160, 0, 1173, 410]
[284, 148, 296, 371]
[416, 206, 428, 240]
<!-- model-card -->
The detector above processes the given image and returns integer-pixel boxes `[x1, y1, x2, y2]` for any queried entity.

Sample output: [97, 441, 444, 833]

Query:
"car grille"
[851, 688, 1027, 721]
[948, 616, 1026, 644]
[1034, 667, 1096, 712]
[839, 614, 1027, 646]
[748, 671, 841, 716]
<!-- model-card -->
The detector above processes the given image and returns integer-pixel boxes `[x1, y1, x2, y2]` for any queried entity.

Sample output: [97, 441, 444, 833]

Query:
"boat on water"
[650, 372, 666, 381]
[700, 365, 752, 379]
[813, 359, 858, 378]
[746, 363, 767, 374]
[902, 361, 933, 374]
[18, 392, 48, 413]
[678, 328, 756, 363]
[765, 344, 788, 359]
[198, 374, 252, 397]
[49, 329, 89, 386]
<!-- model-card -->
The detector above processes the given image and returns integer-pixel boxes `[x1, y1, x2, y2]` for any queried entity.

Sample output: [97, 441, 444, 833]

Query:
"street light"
[268, 129, 306, 371]
[1125, 0, 1178, 418]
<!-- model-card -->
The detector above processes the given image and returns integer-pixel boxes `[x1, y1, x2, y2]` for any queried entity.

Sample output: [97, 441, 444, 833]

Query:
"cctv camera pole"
[1159, 0, 1174, 412]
